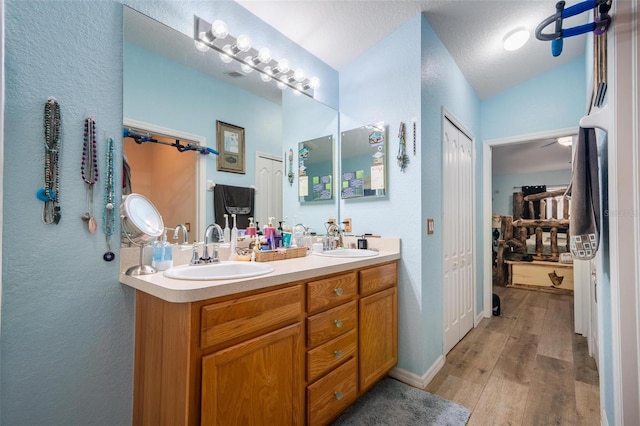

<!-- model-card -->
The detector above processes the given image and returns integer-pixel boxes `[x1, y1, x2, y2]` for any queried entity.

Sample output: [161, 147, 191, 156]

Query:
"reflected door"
[255, 153, 283, 230]
[443, 117, 474, 354]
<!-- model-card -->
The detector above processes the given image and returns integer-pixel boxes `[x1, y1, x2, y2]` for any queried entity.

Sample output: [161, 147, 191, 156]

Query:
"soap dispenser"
[246, 217, 257, 237]
[229, 214, 238, 261]
[152, 228, 173, 271]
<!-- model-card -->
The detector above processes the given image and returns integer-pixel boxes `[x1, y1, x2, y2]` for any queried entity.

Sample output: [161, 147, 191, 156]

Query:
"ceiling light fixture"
[194, 15, 319, 97]
[557, 136, 573, 146]
[503, 28, 530, 51]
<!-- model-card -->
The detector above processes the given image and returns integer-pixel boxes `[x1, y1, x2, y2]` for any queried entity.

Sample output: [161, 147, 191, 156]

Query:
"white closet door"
[255, 153, 283, 229]
[443, 118, 474, 354]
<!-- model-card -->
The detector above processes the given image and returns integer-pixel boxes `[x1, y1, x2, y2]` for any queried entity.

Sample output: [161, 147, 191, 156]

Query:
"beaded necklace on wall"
[81, 117, 99, 234]
[38, 97, 62, 224]
[103, 137, 116, 262]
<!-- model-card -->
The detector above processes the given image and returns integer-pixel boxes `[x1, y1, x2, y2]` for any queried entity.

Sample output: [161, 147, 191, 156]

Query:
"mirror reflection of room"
[298, 135, 334, 202]
[340, 122, 387, 199]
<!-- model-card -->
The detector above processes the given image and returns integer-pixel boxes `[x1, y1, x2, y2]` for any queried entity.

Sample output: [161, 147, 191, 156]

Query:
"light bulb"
[236, 34, 252, 52]
[308, 77, 320, 89]
[277, 81, 287, 90]
[219, 45, 233, 64]
[255, 47, 272, 64]
[293, 68, 305, 82]
[277, 59, 290, 74]
[194, 38, 210, 52]
[293, 83, 304, 95]
[261, 66, 273, 82]
[241, 57, 254, 73]
[211, 20, 229, 39]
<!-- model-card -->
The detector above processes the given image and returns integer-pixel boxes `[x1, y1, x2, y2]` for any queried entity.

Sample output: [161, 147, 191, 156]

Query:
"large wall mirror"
[340, 122, 387, 199]
[123, 6, 338, 243]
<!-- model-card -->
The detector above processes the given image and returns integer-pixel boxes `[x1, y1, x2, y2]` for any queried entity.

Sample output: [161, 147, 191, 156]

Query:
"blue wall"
[340, 14, 426, 374]
[339, 13, 482, 376]
[2, 1, 338, 424]
[482, 56, 586, 141]
[124, 42, 282, 226]
[420, 14, 481, 367]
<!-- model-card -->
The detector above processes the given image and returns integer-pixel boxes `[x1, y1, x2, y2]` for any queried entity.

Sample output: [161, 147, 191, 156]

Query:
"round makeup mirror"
[121, 193, 164, 275]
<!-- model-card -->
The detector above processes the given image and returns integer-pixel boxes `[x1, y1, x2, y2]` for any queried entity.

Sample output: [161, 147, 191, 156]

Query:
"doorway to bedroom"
[483, 128, 600, 369]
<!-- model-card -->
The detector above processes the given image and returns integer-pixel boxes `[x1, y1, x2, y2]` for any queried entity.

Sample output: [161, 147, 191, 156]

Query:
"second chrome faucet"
[191, 223, 225, 265]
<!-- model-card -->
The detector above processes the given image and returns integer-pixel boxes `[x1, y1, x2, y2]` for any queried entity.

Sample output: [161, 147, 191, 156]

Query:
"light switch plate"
[427, 218, 434, 235]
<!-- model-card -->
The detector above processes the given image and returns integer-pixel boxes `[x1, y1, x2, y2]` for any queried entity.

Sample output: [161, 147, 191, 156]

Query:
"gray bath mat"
[331, 378, 470, 426]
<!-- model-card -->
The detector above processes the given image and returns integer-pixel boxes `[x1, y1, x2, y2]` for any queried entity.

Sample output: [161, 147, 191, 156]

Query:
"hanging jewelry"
[81, 117, 99, 234]
[38, 97, 62, 224]
[396, 122, 409, 172]
[103, 137, 116, 262]
[288, 148, 294, 185]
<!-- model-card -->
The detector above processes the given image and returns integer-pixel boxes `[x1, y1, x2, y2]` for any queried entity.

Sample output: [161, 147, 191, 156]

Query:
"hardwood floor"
[426, 286, 600, 425]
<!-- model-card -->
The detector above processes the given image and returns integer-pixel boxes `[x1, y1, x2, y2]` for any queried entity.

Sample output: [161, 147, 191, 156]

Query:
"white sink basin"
[163, 261, 275, 281]
[314, 249, 379, 258]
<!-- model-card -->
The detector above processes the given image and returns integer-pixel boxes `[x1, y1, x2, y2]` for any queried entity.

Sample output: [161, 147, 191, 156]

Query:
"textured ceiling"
[237, 0, 587, 99]
[492, 136, 574, 176]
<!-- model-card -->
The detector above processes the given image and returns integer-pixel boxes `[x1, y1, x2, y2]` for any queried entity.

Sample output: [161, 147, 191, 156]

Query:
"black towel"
[213, 184, 255, 229]
[567, 127, 600, 260]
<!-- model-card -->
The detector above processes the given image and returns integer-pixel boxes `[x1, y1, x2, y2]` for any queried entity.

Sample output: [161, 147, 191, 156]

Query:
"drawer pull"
[334, 287, 343, 296]
[334, 391, 343, 400]
[334, 319, 343, 328]
[334, 350, 343, 358]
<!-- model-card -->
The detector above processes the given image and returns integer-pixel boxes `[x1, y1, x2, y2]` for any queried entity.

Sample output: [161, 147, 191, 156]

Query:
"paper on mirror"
[371, 165, 385, 190]
[299, 176, 309, 196]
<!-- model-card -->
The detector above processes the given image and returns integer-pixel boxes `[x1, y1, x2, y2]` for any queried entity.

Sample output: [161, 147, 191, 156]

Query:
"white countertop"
[120, 237, 400, 303]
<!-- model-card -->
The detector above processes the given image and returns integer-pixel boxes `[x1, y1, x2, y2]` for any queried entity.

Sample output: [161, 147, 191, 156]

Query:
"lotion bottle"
[229, 214, 238, 261]
[223, 214, 231, 243]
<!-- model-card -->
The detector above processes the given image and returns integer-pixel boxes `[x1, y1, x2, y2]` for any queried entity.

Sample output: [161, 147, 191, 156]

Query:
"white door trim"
[482, 126, 578, 320]
[123, 118, 207, 241]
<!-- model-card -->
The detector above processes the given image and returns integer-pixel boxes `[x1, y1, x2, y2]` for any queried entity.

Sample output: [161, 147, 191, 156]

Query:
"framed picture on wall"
[216, 121, 246, 174]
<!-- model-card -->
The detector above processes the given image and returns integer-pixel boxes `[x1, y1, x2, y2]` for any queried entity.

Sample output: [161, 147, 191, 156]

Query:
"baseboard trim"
[475, 311, 485, 326]
[388, 355, 445, 389]
[601, 409, 609, 426]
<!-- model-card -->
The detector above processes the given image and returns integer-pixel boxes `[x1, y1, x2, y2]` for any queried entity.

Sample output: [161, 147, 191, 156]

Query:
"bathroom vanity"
[120, 241, 400, 426]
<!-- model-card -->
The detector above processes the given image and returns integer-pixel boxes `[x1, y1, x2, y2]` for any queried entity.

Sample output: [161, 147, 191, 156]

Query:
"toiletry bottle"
[264, 217, 277, 250]
[152, 228, 173, 271]
[246, 217, 257, 237]
[281, 217, 292, 248]
[229, 214, 238, 261]
[223, 214, 231, 243]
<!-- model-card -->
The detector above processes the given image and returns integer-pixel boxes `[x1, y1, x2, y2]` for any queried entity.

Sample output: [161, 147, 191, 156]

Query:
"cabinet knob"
[334, 391, 343, 400]
[334, 319, 343, 328]
[334, 350, 343, 358]
[334, 287, 343, 296]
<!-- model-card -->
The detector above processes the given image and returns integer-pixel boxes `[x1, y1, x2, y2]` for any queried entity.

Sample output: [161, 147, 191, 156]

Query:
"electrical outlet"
[328, 217, 336, 225]
[343, 218, 352, 233]
[427, 218, 434, 235]
[185, 222, 191, 232]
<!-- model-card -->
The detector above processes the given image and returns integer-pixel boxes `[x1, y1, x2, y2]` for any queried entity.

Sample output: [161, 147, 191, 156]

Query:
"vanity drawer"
[307, 300, 357, 348]
[201, 285, 303, 349]
[307, 272, 357, 314]
[359, 262, 397, 296]
[307, 329, 357, 383]
[307, 357, 357, 426]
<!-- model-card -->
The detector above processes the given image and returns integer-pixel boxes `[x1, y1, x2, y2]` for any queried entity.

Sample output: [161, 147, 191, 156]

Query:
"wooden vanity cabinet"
[132, 261, 397, 426]
[133, 284, 305, 426]
[358, 263, 398, 392]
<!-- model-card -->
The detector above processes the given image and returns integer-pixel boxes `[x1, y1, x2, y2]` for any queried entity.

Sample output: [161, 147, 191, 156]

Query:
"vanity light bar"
[193, 15, 320, 98]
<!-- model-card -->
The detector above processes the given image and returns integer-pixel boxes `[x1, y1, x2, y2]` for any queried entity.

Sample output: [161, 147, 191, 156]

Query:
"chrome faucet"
[202, 223, 225, 263]
[172, 224, 189, 245]
[325, 222, 343, 250]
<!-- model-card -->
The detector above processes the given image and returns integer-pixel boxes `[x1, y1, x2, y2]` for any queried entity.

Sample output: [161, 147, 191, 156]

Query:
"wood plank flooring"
[426, 286, 600, 425]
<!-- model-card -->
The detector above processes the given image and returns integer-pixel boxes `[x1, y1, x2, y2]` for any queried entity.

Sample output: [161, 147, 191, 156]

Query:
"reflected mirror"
[123, 7, 338, 243]
[340, 122, 387, 199]
[298, 135, 334, 202]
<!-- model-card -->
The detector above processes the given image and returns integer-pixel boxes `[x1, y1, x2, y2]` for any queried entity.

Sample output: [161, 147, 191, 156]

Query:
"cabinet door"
[359, 287, 397, 392]
[201, 323, 304, 425]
